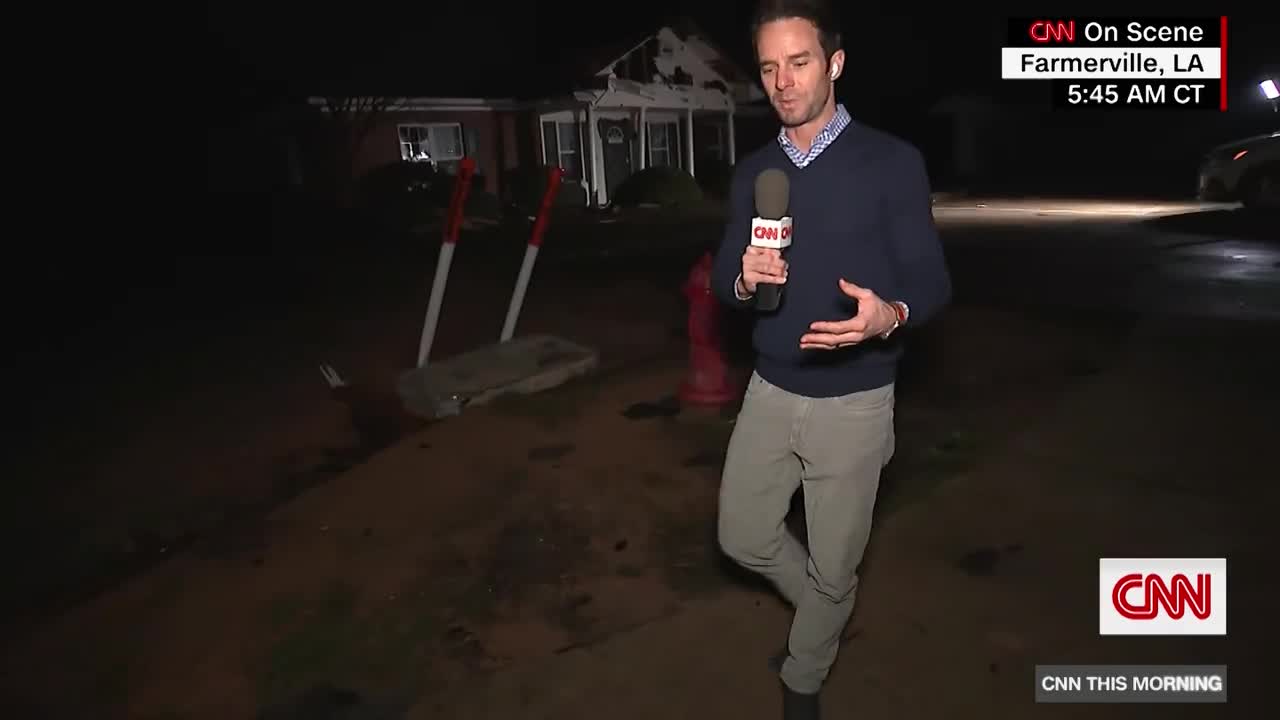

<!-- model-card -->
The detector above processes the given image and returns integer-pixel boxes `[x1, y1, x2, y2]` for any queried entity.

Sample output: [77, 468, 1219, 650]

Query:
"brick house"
[309, 21, 775, 206]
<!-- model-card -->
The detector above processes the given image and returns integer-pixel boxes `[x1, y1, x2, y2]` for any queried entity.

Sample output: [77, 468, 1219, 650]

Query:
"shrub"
[695, 160, 733, 200]
[357, 161, 502, 228]
[504, 164, 587, 214]
[610, 166, 704, 208]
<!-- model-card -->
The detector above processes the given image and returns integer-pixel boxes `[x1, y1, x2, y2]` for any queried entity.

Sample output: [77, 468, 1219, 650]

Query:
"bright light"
[1261, 79, 1280, 100]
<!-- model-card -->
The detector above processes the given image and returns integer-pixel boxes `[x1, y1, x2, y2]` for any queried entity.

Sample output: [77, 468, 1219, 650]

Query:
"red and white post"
[500, 165, 564, 342]
[417, 157, 476, 367]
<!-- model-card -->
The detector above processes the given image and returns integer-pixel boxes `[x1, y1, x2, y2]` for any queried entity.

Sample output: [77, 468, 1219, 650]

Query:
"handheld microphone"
[750, 169, 792, 312]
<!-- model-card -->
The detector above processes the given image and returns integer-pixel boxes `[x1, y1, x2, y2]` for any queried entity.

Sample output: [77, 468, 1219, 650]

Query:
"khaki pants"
[718, 371, 896, 694]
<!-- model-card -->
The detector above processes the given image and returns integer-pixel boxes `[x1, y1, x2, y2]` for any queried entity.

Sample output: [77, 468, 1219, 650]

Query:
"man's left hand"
[800, 279, 898, 350]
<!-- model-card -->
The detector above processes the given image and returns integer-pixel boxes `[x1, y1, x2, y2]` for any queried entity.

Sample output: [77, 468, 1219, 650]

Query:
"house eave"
[307, 96, 522, 112]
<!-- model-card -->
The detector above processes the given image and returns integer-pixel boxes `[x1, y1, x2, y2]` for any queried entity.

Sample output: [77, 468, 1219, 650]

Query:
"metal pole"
[500, 165, 564, 342]
[416, 157, 476, 367]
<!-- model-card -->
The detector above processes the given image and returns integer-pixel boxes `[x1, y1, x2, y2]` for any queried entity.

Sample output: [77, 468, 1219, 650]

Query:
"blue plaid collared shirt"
[777, 103, 852, 168]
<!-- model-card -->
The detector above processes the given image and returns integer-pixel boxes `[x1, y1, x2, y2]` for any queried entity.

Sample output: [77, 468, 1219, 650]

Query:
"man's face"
[755, 17, 844, 127]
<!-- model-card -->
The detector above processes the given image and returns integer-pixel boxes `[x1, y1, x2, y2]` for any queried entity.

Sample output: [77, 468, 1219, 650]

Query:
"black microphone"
[750, 169, 792, 312]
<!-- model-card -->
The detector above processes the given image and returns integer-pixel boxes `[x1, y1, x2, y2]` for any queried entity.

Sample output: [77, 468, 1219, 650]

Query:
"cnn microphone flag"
[750, 217, 793, 249]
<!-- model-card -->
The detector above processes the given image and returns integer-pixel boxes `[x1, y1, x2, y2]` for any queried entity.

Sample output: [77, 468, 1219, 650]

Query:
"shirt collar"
[777, 103, 852, 168]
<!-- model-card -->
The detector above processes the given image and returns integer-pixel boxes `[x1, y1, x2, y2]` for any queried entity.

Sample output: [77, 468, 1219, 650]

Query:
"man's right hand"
[740, 246, 788, 295]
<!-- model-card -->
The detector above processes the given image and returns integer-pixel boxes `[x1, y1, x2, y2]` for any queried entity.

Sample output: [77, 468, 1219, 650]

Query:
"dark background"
[207, 6, 1276, 115]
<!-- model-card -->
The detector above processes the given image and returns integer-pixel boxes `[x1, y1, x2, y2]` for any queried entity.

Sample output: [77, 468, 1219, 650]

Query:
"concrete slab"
[395, 334, 599, 420]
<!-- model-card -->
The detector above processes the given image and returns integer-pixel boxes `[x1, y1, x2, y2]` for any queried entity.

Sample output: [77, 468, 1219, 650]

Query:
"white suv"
[1197, 130, 1279, 209]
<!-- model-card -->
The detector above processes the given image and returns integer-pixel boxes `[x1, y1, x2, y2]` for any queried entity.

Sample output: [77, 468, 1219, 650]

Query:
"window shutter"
[541, 121, 559, 165]
[464, 125, 480, 161]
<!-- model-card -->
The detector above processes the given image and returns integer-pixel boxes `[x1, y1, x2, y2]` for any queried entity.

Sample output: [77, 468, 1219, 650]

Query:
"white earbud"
[830, 63, 840, 79]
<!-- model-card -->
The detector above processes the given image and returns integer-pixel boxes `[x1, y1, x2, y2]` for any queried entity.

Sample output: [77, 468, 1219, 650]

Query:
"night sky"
[210, 4, 1277, 116]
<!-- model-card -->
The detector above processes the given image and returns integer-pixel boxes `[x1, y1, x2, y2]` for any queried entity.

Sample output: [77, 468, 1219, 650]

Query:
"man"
[712, 1, 952, 717]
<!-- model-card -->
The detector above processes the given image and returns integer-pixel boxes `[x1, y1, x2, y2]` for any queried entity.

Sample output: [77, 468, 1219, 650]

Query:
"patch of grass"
[264, 590, 309, 632]
[674, 410, 737, 448]
[654, 407, 737, 483]
[485, 355, 682, 428]
[46, 620, 141, 714]
[81, 650, 133, 712]
[486, 372, 606, 427]
[253, 578, 447, 707]
[1128, 467, 1232, 498]
[875, 429, 984, 519]
[650, 503, 737, 597]
[919, 430, 982, 475]
[143, 572, 187, 613]
[2, 486, 226, 621]
[446, 570, 503, 627]
[257, 581, 360, 701]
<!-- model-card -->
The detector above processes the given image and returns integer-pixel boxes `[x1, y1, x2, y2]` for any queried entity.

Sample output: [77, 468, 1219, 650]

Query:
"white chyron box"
[750, 217, 793, 249]
[1099, 557, 1226, 636]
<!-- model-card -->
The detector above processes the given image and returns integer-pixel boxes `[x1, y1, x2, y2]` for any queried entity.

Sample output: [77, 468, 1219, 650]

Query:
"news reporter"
[712, 1, 952, 718]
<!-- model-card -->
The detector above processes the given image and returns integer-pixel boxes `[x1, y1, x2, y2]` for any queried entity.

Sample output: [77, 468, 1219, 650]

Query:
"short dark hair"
[750, 0, 843, 62]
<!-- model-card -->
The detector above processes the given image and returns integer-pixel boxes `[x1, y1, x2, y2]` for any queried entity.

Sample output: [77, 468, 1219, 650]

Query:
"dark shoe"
[781, 682, 820, 720]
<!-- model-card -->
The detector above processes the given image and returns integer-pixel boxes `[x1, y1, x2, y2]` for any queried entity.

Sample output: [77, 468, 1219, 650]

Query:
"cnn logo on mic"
[750, 217, 793, 249]
[1099, 558, 1226, 635]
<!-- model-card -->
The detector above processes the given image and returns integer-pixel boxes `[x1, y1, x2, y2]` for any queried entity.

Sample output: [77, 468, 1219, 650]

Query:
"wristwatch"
[881, 301, 909, 339]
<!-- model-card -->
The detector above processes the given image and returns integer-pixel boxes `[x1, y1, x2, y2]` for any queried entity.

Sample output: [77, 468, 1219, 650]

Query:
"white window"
[648, 121, 679, 168]
[541, 120, 583, 180]
[704, 123, 724, 162]
[398, 123, 466, 171]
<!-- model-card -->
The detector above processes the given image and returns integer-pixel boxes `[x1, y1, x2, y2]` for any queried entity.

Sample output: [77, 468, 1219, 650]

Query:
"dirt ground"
[13, 295, 1268, 719]
[4, 201, 1276, 718]
[1, 220, 703, 628]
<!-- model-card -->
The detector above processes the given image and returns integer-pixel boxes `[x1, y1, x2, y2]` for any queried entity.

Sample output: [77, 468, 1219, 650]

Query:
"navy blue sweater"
[712, 123, 952, 398]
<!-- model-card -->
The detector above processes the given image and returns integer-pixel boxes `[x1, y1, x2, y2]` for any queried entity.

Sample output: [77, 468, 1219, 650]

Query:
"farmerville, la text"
[1001, 48, 1219, 80]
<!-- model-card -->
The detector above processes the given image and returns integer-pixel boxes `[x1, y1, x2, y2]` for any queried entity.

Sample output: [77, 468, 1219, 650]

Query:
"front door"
[598, 118, 633, 203]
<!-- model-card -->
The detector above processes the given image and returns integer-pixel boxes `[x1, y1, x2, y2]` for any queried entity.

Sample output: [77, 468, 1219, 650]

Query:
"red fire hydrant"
[679, 252, 737, 407]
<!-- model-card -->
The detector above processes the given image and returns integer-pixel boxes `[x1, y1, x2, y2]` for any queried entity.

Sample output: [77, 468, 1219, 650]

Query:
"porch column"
[586, 103, 603, 206]
[684, 107, 695, 177]
[726, 108, 736, 165]
[637, 106, 647, 169]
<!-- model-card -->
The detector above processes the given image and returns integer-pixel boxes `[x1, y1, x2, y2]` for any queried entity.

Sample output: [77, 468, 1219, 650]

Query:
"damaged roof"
[278, 17, 751, 102]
